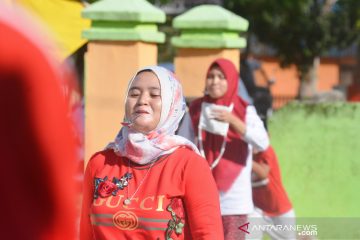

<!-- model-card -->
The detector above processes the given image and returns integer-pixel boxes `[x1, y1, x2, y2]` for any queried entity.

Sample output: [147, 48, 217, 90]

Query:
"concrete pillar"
[172, 5, 248, 99]
[82, 0, 165, 165]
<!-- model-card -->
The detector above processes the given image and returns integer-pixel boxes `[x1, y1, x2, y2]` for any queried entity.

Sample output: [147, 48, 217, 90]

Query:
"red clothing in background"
[80, 147, 224, 240]
[0, 5, 77, 240]
[252, 146, 292, 217]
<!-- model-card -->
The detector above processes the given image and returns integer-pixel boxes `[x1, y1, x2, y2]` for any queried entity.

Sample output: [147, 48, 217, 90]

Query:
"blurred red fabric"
[0, 6, 77, 240]
[347, 85, 360, 102]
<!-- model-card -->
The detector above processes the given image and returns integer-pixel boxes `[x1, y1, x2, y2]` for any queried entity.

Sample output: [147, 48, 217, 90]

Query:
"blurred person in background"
[178, 59, 269, 240]
[0, 4, 77, 240]
[240, 55, 260, 100]
[248, 144, 295, 240]
[61, 59, 86, 191]
[80, 66, 224, 239]
[240, 55, 274, 130]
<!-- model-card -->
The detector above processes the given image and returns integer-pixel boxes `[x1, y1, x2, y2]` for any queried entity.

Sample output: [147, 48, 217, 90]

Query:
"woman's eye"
[151, 94, 160, 98]
[130, 94, 139, 97]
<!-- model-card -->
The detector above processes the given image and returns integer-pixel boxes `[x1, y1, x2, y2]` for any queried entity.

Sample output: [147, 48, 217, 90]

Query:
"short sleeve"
[256, 153, 271, 165]
[255, 147, 274, 167]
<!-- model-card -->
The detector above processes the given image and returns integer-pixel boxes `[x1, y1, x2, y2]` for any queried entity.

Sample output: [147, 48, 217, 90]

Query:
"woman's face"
[205, 66, 228, 99]
[125, 71, 162, 134]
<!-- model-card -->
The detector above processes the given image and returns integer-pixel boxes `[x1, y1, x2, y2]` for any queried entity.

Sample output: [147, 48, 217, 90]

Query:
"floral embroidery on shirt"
[165, 198, 185, 240]
[93, 173, 132, 199]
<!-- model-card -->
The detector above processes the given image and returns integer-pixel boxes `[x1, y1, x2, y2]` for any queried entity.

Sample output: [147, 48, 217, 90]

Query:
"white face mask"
[199, 102, 234, 136]
[198, 102, 234, 169]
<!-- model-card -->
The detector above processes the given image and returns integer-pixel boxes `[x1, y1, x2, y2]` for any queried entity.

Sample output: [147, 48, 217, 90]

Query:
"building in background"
[156, 1, 360, 110]
[246, 38, 360, 109]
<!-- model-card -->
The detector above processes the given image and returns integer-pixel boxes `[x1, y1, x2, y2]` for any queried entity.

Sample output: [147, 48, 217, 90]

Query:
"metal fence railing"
[273, 95, 297, 110]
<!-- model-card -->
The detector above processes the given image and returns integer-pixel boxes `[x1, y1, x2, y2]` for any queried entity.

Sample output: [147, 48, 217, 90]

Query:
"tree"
[223, 0, 337, 99]
[157, 16, 181, 63]
[328, 0, 360, 50]
[328, 0, 360, 87]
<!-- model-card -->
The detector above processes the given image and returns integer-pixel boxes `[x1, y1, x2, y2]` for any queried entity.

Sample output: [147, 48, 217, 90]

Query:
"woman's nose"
[137, 93, 149, 105]
[213, 76, 220, 84]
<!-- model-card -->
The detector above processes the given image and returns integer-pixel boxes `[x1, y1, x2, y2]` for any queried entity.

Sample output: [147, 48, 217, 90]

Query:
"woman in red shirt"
[80, 66, 224, 240]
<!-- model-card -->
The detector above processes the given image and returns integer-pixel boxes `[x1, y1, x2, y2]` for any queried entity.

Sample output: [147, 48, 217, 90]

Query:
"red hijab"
[189, 58, 249, 192]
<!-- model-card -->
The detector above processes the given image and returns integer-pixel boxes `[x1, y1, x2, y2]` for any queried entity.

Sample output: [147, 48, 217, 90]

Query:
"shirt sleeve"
[183, 155, 224, 240]
[256, 153, 271, 166]
[79, 161, 95, 240]
[177, 112, 197, 145]
[242, 105, 269, 151]
[256, 147, 274, 168]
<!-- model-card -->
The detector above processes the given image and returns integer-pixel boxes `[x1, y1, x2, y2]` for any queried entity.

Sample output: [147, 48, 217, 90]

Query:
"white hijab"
[106, 66, 199, 164]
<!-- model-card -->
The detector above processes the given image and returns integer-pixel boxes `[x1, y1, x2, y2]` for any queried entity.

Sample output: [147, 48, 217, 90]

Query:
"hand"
[210, 109, 235, 124]
[210, 109, 247, 135]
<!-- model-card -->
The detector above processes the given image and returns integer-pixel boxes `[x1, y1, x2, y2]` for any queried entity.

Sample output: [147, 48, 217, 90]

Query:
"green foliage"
[157, 16, 180, 63]
[224, 0, 334, 74]
[84, 0, 360, 70]
[223, 0, 360, 79]
[328, 0, 360, 49]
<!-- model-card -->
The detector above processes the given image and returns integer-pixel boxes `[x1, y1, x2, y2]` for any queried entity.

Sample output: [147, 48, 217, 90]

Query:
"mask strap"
[198, 126, 227, 170]
[197, 102, 234, 170]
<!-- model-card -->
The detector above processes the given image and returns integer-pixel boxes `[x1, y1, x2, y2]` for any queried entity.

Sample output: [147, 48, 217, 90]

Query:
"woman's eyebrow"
[129, 86, 160, 91]
[148, 87, 160, 90]
[129, 86, 141, 91]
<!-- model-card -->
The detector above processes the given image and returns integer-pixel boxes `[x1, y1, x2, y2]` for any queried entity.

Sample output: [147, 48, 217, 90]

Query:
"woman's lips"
[210, 86, 220, 90]
[135, 110, 149, 114]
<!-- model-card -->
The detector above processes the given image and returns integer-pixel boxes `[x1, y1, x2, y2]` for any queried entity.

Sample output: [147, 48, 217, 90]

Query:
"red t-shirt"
[80, 147, 224, 240]
[252, 146, 292, 217]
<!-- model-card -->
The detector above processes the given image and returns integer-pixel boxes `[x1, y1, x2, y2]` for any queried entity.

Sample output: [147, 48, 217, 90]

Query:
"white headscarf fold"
[106, 66, 199, 164]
